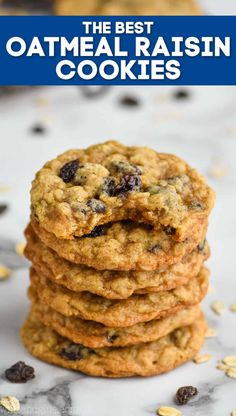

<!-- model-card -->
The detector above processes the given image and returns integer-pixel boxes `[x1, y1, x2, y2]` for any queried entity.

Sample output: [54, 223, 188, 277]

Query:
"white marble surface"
[1, 4, 236, 415]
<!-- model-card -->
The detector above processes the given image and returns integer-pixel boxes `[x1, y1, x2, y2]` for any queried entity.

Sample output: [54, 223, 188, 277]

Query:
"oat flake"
[211, 301, 225, 315]
[0, 265, 11, 280]
[205, 327, 217, 338]
[226, 368, 236, 379]
[230, 303, 236, 312]
[0, 396, 20, 412]
[223, 356, 236, 367]
[157, 406, 182, 416]
[15, 242, 26, 256]
[193, 354, 212, 364]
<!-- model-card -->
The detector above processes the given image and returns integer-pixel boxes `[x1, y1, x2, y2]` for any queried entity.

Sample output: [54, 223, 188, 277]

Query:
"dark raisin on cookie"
[59, 159, 80, 183]
[147, 243, 162, 254]
[87, 199, 106, 214]
[164, 226, 176, 236]
[60, 344, 84, 361]
[0, 204, 8, 215]
[197, 239, 206, 252]
[60, 344, 95, 361]
[107, 333, 119, 343]
[102, 177, 116, 196]
[5, 361, 35, 383]
[189, 200, 204, 210]
[175, 385, 198, 405]
[84, 225, 106, 238]
[119, 96, 140, 107]
[112, 174, 142, 197]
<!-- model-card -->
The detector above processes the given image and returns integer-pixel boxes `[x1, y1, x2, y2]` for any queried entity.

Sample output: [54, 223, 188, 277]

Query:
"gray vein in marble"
[0, 238, 28, 269]
[0, 378, 75, 416]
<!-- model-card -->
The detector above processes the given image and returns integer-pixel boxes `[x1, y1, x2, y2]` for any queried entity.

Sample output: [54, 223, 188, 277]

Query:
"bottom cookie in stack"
[21, 311, 206, 378]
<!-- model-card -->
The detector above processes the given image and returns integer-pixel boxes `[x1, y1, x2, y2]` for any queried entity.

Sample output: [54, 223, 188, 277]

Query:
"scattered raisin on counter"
[175, 385, 198, 405]
[173, 89, 190, 100]
[5, 361, 35, 383]
[119, 96, 140, 107]
[31, 123, 46, 135]
[0, 204, 8, 215]
[59, 159, 80, 183]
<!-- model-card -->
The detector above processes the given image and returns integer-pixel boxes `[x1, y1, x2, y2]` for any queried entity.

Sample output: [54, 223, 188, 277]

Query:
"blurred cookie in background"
[54, 0, 202, 15]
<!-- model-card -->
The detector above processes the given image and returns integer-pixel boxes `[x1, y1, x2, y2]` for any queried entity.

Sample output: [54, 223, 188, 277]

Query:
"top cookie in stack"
[21, 141, 214, 378]
[30, 141, 214, 269]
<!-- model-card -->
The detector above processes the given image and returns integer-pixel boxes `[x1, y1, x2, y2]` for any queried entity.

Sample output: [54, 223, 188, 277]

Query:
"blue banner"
[0, 16, 235, 85]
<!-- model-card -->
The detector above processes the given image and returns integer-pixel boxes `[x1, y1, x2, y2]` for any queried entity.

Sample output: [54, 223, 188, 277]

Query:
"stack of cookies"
[21, 141, 214, 377]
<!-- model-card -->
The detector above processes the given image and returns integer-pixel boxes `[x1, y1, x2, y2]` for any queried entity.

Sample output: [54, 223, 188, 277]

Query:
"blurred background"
[0, 0, 236, 15]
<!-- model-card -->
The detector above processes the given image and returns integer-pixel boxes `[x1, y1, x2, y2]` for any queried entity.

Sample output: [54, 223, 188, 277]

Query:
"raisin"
[190, 200, 204, 210]
[60, 344, 95, 361]
[197, 239, 206, 252]
[59, 159, 79, 183]
[0, 204, 8, 215]
[164, 226, 176, 236]
[60, 344, 84, 361]
[102, 177, 116, 196]
[107, 333, 119, 343]
[84, 225, 106, 238]
[31, 123, 46, 135]
[5, 361, 35, 383]
[119, 96, 140, 107]
[87, 199, 106, 214]
[175, 386, 198, 405]
[112, 175, 142, 196]
[147, 243, 162, 253]
[173, 89, 190, 100]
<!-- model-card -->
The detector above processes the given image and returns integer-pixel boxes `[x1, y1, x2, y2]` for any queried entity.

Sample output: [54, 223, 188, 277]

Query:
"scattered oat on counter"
[193, 354, 212, 364]
[223, 356, 236, 367]
[211, 301, 225, 315]
[15, 242, 26, 256]
[35, 97, 49, 106]
[208, 160, 228, 179]
[0, 396, 20, 412]
[216, 363, 230, 372]
[230, 303, 236, 312]
[0, 186, 11, 193]
[157, 406, 182, 416]
[207, 284, 215, 294]
[0, 266, 11, 280]
[226, 368, 236, 379]
[205, 327, 217, 338]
